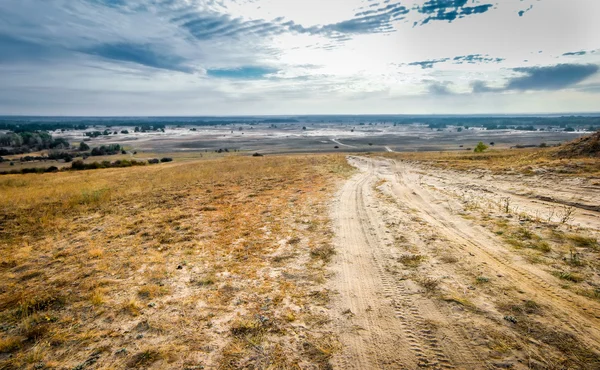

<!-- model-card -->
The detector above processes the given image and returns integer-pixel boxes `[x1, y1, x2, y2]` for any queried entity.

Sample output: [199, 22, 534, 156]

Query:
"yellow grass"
[377, 147, 600, 178]
[0, 154, 353, 369]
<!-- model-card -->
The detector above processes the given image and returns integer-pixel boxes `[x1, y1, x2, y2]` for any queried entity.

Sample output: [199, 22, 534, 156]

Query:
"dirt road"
[329, 156, 600, 369]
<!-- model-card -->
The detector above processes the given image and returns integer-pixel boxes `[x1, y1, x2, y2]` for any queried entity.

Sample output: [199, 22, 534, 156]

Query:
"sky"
[0, 0, 599, 116]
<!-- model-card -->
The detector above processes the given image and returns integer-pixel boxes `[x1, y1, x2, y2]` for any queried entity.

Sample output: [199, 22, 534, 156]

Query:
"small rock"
[148, 302, 156, 308]
[177, 265, 183, 270]
[136, 334, 144, 339]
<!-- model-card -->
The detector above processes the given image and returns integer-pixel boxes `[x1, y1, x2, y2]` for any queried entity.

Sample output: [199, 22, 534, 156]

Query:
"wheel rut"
[330, 157, 485, 369]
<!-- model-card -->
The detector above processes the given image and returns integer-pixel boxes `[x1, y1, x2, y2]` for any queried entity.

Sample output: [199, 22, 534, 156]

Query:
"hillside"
[555, 130, 600, 158]
[0, 154, 353, 369]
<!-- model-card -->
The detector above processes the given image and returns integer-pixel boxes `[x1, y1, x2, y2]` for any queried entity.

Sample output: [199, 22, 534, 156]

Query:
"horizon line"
[1, 112, 600, 119]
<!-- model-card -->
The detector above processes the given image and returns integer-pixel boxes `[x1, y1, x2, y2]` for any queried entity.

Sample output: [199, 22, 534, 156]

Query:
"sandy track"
[330, 158, 482, 369]
[330, 156, 600, 369]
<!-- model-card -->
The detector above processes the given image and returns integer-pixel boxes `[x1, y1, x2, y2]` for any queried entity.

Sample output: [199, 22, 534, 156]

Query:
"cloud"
[576, 83, 600, 94]
[407, 58, 450, 69]
[453, 54, 504, 64]
[470, 80, 502, 93]
[405, 54, 503, 69]
[206, 66, 278, 79]
[518, 5, 534, 17]
[0, 34, 52, 62]
[327, 2, 409, 34]
[472, 64, 600, 93]
[507, 64, 599, 91]
[175, 3, 409, 44]
[79, 42, 194, 73]
[416, 0, 494, 25]
[427, 81, 454, 95]
[563, 50, 587, 56]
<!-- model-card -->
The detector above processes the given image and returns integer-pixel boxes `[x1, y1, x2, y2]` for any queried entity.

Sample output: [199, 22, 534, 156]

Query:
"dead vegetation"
[555, 130, 600, 158]
[377, 131, 600, 178]
[0, 154, 353, 369]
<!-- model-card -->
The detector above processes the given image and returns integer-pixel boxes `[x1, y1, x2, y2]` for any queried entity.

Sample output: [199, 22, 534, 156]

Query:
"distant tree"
[121, 130, 129, 134]
[457, 127, 463, 132]
[474, 142, 489, 153]
[79, 142, 90, 151]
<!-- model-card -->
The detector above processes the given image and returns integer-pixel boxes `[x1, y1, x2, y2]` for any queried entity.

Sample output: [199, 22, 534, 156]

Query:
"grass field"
[0, 154, 353, 369]
[377, 147, 600, 178]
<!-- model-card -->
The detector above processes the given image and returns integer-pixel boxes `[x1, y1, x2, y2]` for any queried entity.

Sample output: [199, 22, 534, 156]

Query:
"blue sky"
[0, 0, 599, 115]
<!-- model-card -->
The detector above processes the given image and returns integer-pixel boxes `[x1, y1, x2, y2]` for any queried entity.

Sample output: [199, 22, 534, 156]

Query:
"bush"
[71, 160, 85, 170]
[79, 142, 90, 151]
[148, 158, 159, 164]
[474, 142, 488, 153]
[90, 144, 121, 156]
[160, 157, 173, 163]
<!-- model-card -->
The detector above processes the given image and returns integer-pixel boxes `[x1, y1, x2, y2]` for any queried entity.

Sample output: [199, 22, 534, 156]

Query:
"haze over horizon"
[1, 0, 599, 116]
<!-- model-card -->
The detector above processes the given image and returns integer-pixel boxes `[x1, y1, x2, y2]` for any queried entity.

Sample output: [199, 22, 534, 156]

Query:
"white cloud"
[0, 0, 599, 114]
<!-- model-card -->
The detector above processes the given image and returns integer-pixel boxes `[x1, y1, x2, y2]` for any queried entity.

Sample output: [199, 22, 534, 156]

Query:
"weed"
[127, 349, 163, 368]
[88, 288, 105, 306]
[501, 197, 511, 213]
[558, 205, 576, 224]
[310, 244, 335, 263]
[475, 276, 490, 284]
[442, 295, 477, 310]
[440, 254, 458, 263]
[551, 271, 583, 283]
[138, 284, 169, 299]
[0, 337, 21, 353]
[566, 234, 598, 249]
[302, 335, 340, 368]
[416, 277, 440, 292]
[565, 249, 584, 267]
[192, 274, 216, 287]
[398, 254, 426, 267]
[121, 299, 141, 316]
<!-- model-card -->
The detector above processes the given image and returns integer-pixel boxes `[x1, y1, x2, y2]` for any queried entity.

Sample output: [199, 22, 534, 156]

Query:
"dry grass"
[377, 147, 600, 178]
[0, 154, 353, 369]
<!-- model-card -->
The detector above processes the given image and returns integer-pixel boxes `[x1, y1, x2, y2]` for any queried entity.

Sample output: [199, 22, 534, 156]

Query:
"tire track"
[330, 167, 418, 369]
[389, 160, 600, 343]
[330, 156, 485, 369]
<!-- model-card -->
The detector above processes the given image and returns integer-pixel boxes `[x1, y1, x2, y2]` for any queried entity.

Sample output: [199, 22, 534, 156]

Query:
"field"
[0, 154, 353, 369]
[1, 127, 600, 369]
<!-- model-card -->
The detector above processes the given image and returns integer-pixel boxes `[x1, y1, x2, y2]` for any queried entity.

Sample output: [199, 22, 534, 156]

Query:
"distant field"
[0, 154, 353, 369]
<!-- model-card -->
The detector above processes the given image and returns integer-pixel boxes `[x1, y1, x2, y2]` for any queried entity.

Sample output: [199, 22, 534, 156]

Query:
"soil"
[329, 156, 600, 369]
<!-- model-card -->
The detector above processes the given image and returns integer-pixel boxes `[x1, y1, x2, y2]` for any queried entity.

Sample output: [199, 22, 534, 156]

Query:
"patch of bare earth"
[329, 155, 600, 369]
[0, 155, 353, 369]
